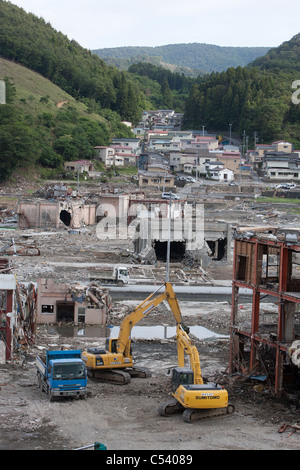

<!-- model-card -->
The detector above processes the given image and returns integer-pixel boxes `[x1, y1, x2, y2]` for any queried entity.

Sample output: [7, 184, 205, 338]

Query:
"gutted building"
[36, 279, 110, 325]
[17, 200, 96, 229]
[230, 227, 300, 397]
[0, 259, 37, 362]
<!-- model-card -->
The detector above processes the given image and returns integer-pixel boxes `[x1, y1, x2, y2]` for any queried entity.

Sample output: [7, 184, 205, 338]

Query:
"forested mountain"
[249, 34, 300, 71]
[0, 58, 137, 182]
[128, 63, 194, 112]
[182, 34, 300, 148]
[93, 43, 271, 76]
[0, 1, 152, 181]
[0, 0, 300, 183]
[0, 1, 149, 123]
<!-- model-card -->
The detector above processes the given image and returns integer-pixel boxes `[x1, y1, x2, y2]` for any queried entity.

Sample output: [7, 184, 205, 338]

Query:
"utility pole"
[229, 124, 232, 145]
[166, 194, 172, 282]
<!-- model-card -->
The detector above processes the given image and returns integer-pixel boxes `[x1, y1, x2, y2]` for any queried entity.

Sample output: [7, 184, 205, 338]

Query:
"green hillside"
[93, 43, 271, 75]
[0, 57, 103, 121]
[0, 1, 154, 182]
[249, 34, 300, 71]
[0, 1, 150, 123]
[182, 34, 300, 148]
[0, 57, 136, 182]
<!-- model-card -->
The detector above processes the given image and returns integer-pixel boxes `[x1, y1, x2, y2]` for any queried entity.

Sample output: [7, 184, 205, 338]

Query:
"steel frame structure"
[229, 234, 300, 396]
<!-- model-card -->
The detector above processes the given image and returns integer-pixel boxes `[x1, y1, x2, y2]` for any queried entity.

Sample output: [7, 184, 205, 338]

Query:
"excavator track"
[182, 404, 235, 423]
[88, 369, 131, 385]
[158, 399, 184, 416]
[126, 367, 152, 378]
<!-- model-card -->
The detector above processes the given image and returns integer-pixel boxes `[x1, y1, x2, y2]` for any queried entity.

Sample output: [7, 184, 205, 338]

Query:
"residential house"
[111, 145, 136, 166]
[94, 146, 132, 167]
[138, 163, 174, 189]
[215, 152, 241, 174]
[64, 160, 95, 173]
[263, 151, 300, 180]
[217, 168, 235, 182]
[205, 162, 234, 182]
[170, 152, 196, 172]
[145, 130, 169, 144]
[272, 141, 293, 153]
[148, 137, 181, 156]
[138, 152, 169, 171]
[94, 146, 115, 166]
[255, 144, 276, 158]
[111, 138, 141, 155]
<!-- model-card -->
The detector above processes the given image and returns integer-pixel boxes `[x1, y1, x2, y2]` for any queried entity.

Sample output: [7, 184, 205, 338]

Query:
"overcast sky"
[11, 0, 300, 50]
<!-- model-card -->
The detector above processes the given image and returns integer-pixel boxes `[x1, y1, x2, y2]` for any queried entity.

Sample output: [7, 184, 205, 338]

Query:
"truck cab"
[36, 350, 88, 401]
[116, 266, 129, 285]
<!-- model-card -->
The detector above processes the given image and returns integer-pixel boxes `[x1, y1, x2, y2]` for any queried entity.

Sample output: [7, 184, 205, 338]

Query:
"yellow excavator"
[158, 324, 234, 422]
[82, 283, 189, 384]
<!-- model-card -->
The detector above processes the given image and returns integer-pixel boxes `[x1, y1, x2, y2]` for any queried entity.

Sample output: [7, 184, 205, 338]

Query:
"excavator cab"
[106, 338, 118, 353]
[171, 367, 194, 393]
[106, 337, 132, 356]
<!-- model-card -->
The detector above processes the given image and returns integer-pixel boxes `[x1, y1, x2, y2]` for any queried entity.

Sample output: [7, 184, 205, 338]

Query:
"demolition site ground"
[1, 179, 300, 450]
[1, 303, 300, 451]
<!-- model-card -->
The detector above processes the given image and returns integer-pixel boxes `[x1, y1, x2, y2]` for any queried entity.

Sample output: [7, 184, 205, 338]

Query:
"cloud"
[10, 0, 300, 49]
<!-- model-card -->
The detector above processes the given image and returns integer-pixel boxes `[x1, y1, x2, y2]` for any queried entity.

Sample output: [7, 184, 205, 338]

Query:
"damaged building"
[36, 279, 111, 325]
[0, 259, 37, 362]
[229, 227, 300, 397]
[17, 199, 96, 229]
[128, 199, 231, 265]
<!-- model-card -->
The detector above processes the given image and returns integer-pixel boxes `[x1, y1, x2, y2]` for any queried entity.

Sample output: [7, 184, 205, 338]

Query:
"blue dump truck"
[36, 350, 88, 401]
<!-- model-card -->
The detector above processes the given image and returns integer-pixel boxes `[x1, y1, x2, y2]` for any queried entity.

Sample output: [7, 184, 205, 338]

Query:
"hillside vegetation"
[0, 1, 149, 123]
[0, 59, 124, 182]
[182, 34, 300, 147]
[0, 1, 153, 182]
[93, 43, 271, 75]
[0, 1, 300, 183]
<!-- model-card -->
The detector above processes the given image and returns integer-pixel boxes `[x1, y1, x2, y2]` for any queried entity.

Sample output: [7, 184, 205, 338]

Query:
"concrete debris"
[68, 282, 111, 311]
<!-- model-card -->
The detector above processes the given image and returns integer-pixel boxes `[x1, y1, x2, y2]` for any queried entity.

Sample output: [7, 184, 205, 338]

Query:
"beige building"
[138, 171, 175, 189]
[94, 146, 115, 166]
[273, 141, 293, 153]
[36, 278, 110, 325]
[215, 152, 241, 174]
[17, 200, 96, 229]
[64, 160, 95, 173]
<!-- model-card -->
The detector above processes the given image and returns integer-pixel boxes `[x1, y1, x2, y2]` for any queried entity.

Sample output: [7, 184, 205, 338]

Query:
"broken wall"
[18, 200, 96, 229]
[36, 278, 110, 325]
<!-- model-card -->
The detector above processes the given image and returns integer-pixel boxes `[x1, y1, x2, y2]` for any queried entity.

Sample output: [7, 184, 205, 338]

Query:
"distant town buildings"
[63, 109, 300, 186]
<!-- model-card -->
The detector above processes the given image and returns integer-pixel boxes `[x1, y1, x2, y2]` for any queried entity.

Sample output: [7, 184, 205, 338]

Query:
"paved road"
[107, 283, 252, 302]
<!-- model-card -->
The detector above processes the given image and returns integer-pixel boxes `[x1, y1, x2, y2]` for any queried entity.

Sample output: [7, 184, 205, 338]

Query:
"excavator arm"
[158, 323, 233, 422]
[116, 283, 187, 356]
[176, 325, 203, 385]
[83, 282, 191, 385]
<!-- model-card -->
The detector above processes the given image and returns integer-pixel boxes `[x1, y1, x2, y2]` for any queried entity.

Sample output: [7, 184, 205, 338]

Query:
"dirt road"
[1, 312, 300, 451]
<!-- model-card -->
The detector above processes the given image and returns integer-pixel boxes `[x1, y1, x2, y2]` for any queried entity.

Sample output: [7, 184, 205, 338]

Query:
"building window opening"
[56, 302, 74, 322]
[41, 305, 54, 314]
[207, 238, 227, 261]
[78, 307, 86, 324]
[60, 210, 71, 226]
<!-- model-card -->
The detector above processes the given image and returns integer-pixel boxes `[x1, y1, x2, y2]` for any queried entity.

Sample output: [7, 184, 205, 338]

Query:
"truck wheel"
[117, 280, 124, 286]
[37, 374, 42, 389]
[47, 388, 54, 402]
